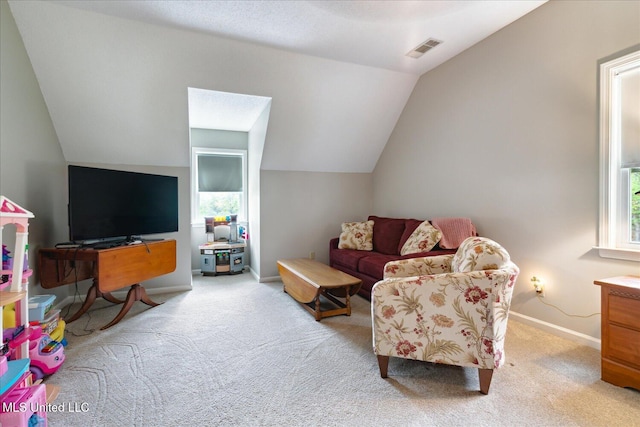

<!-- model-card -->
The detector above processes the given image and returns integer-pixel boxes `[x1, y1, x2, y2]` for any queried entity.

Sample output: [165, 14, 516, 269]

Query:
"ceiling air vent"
[406, 38, 443, 59]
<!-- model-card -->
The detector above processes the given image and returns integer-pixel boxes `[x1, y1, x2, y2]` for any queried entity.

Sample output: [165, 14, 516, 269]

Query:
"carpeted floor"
[44, 273, 639, 427]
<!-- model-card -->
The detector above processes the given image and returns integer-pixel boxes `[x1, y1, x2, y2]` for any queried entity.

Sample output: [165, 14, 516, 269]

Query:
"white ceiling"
[50, 0, 546, 76]
[187, 88, 271, 132]
[8, 0, 547, 172]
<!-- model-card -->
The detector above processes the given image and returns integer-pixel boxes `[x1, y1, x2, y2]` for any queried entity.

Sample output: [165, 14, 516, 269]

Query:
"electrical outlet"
[309, 251, 315, 260]
[531, 276, 545, 297]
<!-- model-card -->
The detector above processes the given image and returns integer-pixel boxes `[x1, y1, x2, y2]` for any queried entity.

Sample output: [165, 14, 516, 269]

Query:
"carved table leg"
[101, 292, 125, 304]
[100, 284, 162, 330]
[137, 285, 161, 307]
[65, 280, 99, 323]
[65, 279, 126, 324]
[315, 296, 322, 321]
[345, 285, 351, 316]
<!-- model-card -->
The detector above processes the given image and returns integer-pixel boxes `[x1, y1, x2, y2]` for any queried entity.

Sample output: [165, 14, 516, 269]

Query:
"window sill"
[594, 246, 640, 262]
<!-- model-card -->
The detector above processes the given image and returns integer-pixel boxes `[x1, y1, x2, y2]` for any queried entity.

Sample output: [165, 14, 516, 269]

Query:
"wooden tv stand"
[38, 240, 176, 329]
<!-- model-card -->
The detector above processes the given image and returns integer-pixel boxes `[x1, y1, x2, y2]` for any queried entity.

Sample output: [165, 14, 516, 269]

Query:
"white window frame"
[191, 147, 247, 226]
[597, 49, 640, 261]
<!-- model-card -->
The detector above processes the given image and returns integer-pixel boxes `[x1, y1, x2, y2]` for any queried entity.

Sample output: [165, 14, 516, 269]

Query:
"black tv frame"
[67, 165, 178, 244]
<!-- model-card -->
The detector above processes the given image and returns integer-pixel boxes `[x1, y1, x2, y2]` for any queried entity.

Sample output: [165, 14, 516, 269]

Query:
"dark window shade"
[198, 155, 243, 192]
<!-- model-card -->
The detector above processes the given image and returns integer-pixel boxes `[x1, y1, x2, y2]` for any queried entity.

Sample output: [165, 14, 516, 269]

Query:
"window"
[191, 148, 247, 225]
[598, 49, 640, 261]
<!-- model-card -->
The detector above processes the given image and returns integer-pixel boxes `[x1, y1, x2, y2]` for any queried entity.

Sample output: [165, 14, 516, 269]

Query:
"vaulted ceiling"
[8, 0, 546, 173]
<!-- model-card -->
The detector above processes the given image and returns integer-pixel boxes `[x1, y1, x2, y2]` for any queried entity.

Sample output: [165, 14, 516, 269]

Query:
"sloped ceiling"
[7, 0, 545, 173]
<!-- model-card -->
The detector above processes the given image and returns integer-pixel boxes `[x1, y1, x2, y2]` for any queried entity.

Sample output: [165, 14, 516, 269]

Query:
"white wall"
[259, 171, 372, 279]
[8, 0, 417, 174]
[0, 0, 68, 301]
[248, 104, 271, 278]
[373, 0, 640, 341]
[2, 1, 191, 299]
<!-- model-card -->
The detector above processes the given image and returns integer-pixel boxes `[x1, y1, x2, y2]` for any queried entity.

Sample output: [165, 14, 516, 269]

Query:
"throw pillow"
[368, 216, 406, 255]
[338, 220, 374, 251]
[400, 221, 442, 255]
[398, 218, 424, 252]
[451, 237, 510, 272]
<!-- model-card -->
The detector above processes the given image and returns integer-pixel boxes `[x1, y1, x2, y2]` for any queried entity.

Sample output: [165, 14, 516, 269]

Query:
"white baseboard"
[509, 310, 601, 350]
[259, 274, 281, 283]
[243, 266, 280, 283]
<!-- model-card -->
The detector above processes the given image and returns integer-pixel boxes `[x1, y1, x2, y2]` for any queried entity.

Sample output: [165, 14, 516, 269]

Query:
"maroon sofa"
[330, 215, 473, 300]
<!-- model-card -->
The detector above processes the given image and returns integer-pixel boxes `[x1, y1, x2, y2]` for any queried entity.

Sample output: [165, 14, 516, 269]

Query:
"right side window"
[598, 49, 640, 260]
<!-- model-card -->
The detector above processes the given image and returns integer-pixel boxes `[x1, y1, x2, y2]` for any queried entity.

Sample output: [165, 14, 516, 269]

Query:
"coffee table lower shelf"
[277, 258, 362, 321]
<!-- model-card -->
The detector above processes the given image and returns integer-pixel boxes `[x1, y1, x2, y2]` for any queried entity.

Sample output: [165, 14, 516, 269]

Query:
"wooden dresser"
[594, 276, 640, 391]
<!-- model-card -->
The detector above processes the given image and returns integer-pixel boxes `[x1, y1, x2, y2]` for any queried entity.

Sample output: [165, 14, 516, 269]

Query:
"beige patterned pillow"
[400, 221, 442, 255]
[338, 220, 374, 251]
[451, 237, 510, 273]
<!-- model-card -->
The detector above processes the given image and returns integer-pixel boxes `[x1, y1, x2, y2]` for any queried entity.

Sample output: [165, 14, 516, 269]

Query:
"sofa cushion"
[338, 220, 374, 251]
[331, 248, 371, 271]
[451, 237, 510, 272]
[358, 253, 401, 279]
[400, 220, 442, 255]
[368, 216, 406, 255]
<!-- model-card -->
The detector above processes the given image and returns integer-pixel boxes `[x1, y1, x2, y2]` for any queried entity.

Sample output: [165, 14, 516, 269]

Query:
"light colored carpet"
[45, 273, 639, 427]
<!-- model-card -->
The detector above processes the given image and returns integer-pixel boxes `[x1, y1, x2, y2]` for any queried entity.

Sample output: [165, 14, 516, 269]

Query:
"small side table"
[593, 275, 640, 391]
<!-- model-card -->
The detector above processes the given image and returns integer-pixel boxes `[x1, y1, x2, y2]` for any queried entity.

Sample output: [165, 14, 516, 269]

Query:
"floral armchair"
[371, 237, 519, 394]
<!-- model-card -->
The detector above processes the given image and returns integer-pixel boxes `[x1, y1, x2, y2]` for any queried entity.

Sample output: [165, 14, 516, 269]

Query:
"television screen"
[68, 165, 178, 242]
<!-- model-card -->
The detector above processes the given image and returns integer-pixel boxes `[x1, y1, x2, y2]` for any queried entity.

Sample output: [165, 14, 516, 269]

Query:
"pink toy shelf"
[1, 197, 53, 426]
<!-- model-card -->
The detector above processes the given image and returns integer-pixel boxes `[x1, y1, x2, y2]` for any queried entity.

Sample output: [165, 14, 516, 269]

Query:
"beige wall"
[1, 1, 191, 300]
[0, 0, 68, 300]
[373, 0, 640, 341]
[259, 170, 372, 279]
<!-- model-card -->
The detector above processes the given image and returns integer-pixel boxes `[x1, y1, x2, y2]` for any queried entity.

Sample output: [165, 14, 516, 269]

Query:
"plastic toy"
[3, 326, 65, 380]
[3, 302, 16, 328]
[49, 319, 66, 344]
[2, 244, 12, 270]
[2, 245, 12, 290]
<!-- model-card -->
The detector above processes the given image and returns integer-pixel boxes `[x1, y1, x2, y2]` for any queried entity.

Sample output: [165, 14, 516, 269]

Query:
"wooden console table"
[594, 275, 640, 391]
[38, 240, 176, 329]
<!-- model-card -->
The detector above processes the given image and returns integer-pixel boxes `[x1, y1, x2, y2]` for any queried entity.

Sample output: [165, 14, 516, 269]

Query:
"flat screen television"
[68, 165, 178, 242]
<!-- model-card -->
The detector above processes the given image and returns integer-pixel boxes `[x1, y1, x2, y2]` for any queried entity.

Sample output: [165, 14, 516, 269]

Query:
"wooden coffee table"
[277, 258, 362, 321]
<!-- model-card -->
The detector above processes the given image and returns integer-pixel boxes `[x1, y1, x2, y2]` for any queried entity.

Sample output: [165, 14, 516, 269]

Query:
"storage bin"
[28, 295, 55, 322]
[29, 309, 60, 336]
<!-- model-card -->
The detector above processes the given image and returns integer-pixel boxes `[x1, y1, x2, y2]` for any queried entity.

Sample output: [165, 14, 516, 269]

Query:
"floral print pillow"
[400, 221, 442, 255]
[338, 220, 374, 251]
[451, 237, 510, 272]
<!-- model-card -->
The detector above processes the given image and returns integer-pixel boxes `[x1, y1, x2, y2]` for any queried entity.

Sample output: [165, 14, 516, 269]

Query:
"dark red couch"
[330, 216, 460, 300]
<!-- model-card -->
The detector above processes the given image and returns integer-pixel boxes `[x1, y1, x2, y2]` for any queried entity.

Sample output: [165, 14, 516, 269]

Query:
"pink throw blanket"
[431, 217, 477, 249]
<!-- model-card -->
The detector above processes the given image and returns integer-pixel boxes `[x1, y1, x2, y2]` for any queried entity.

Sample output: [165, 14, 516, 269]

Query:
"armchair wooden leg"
[377, 355, 389, 378]
[478, 368, 494, 395]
